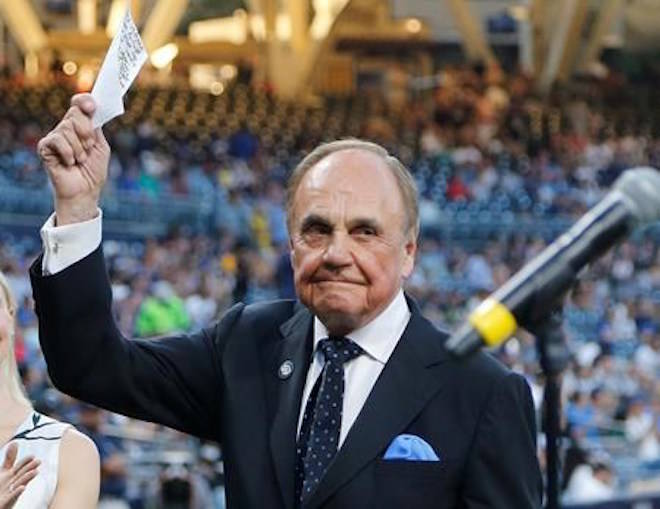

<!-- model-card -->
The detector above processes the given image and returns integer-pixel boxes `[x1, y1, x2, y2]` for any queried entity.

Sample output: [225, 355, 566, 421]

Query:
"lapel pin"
[278, 360, 294, 380]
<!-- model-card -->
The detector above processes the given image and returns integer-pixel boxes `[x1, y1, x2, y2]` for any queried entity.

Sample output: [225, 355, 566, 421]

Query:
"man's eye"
[354, 226, 376, 236]
[303, 224, 331, 235]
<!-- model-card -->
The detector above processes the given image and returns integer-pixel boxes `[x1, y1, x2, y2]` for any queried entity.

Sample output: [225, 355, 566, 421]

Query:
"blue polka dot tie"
[295, 336, 363, 505]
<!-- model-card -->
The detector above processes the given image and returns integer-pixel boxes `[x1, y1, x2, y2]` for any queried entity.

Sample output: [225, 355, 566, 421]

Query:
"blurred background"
[1, 0, 660, 507]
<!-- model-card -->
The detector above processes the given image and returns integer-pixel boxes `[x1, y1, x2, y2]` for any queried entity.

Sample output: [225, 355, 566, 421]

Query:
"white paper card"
[91, 5, 148, 128]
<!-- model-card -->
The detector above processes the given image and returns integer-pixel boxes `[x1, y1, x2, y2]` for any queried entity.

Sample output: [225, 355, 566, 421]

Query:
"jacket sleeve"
[461, 372, 543, 509]
[30, 246, 244, 441]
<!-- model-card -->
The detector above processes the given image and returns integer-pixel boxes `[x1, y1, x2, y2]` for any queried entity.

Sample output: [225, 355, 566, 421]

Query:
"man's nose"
[322, 232, 352, 267]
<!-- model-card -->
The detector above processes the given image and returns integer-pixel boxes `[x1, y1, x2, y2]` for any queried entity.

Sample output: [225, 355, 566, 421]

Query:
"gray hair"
[286, 139, 420, 238]
[0, 271, 31, 408]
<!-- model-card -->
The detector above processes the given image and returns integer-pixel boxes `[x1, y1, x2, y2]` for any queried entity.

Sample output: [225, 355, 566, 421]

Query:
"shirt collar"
[313, 289, 410, 364]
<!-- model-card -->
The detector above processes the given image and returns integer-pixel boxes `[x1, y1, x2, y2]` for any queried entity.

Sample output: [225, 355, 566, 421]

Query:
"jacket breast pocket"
[374, 459, 455, 509]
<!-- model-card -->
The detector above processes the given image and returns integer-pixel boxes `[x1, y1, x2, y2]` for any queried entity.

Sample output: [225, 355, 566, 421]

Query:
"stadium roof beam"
[0, 0, 47, 55]
[579, 0, 623, 73]
[47, 30, 110, 54]
[536, 0, 587, 95]
[264, 0, 278, 40]
[557, 0, 589, 81]
[288, 0, 310, 52]
[171, 39, 257, 62]
[264, 0, 353, 98]
[444, 0, 497, 66]
[529, 0, 547, 77]
[106, 0, 142, 36]
[47, 31, 257, 61]
[78, 0, 97, 34]
[262, 0, 432, 98]
[245, 0, 277, 40]
[141, 0, 189, 53]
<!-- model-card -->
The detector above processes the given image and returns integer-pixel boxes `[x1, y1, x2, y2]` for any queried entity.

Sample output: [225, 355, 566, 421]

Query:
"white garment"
[639, 431, 660, 461]
[563, 465, 614, 504]
[40, 211, 103, 275]
[0, 412, 71, 509]
[626, 412, 654, 443]
[39, 212, 413, 451]
[297, 290, 410, 448]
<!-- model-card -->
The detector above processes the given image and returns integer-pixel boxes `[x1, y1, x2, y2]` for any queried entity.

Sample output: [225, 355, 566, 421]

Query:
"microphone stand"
[529, 309, 571, 509]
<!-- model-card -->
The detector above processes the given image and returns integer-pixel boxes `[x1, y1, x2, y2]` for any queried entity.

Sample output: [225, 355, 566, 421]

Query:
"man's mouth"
[312, 278, 364, 286]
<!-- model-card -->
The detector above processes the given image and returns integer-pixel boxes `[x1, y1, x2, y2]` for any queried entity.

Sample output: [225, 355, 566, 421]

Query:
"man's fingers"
[70, 115, 96, 151]
[62, 108, 95, 150]
[1, 443, 17, 470]
[39, 132, 76, 167]
[59, 122, 87, 164]
[93, 128, 109, 152]
[39, 94, 104, 168]
[70, 93, 96, 115]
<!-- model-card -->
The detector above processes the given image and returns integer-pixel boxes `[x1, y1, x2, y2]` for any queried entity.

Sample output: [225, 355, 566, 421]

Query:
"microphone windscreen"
[614, 167, 660, 225]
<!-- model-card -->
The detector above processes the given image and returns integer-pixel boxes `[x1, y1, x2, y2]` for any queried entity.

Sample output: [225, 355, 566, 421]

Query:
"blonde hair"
[285, 139, 420, 239]
[0, 271, 31, 407]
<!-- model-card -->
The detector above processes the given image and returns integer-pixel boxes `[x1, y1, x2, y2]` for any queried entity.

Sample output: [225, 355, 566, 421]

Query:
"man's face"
[289, 149, 416, 335]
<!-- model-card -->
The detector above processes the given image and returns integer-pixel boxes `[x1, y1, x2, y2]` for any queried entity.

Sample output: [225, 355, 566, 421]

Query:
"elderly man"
[31, 94, 542, 509]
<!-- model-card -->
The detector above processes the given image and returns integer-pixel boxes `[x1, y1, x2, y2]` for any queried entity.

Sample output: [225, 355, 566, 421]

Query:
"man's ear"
[289, 237, 296, 265]
[401, 236, 417, 279]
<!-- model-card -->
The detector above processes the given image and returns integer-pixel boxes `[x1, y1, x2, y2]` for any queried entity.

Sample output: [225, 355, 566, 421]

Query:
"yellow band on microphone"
[467, 298, 518, 347]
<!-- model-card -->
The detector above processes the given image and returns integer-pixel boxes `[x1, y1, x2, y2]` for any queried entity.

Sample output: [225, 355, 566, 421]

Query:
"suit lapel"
[305, 309, 451, 509]
[265, 304, 314, 509]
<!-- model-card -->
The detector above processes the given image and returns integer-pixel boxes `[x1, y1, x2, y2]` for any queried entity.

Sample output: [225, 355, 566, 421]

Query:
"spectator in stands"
[135, 280, 191, 338]
[625, 397, 654, 444]
[563, 452, 615, 504]
[0, 269, 100, 507]
[150, 463, 215, 509]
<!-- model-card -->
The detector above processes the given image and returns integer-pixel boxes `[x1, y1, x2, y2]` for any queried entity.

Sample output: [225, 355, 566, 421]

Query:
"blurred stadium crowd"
[1, 64, 660, 507]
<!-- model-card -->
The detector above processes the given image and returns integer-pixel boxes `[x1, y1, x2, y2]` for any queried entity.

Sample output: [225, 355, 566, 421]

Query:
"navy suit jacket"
[30, 247, 542, 509]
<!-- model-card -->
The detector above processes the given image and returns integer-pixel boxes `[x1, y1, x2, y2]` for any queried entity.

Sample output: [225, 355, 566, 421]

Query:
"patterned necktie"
[295, 336, 363, 505]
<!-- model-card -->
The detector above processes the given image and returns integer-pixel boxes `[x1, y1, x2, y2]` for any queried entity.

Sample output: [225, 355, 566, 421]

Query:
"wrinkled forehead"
[293, 149, 405, 218]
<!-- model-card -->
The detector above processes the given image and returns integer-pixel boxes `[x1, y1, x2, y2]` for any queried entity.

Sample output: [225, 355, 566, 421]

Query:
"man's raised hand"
[37, 94, 110, 225]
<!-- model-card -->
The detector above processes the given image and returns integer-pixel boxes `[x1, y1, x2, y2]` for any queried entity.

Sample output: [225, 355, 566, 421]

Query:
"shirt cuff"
[40, 209, 103, 275]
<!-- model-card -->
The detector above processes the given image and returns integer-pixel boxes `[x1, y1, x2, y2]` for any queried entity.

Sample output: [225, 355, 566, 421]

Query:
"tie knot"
[319, 336, 363, 366]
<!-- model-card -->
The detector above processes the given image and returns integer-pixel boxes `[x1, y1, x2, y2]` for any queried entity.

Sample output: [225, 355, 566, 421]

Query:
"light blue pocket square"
[383, 434, 440, 462]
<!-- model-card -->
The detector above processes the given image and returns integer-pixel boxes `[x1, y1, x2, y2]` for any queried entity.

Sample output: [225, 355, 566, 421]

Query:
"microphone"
[445, 167, 660, 357]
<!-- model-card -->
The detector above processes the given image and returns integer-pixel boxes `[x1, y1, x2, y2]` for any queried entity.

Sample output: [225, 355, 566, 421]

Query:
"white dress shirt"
[298, 290, 410, 447]
[40, 211, 103, 275]
[40, 211, 412, 450]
